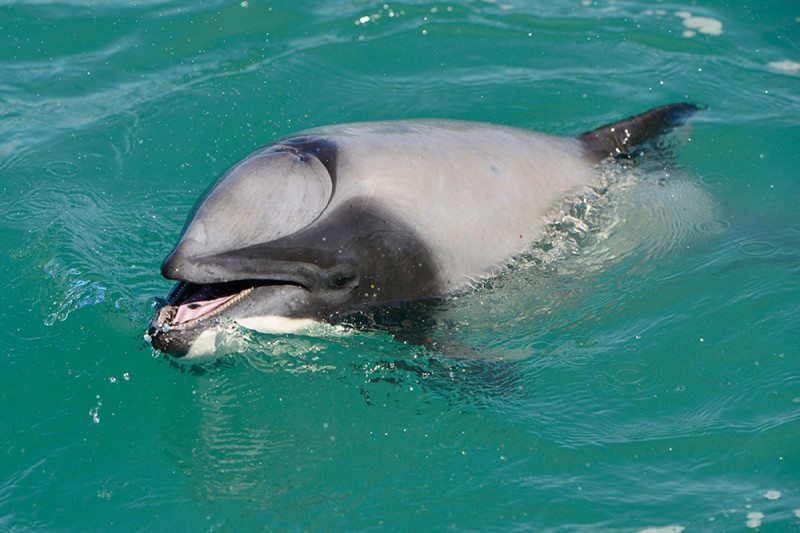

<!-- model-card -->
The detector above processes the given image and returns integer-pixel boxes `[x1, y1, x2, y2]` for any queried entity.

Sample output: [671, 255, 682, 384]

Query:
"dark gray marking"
[164, 200, 441, 309]
[150, 201, 441, 354]
[578, 103, 699, 161]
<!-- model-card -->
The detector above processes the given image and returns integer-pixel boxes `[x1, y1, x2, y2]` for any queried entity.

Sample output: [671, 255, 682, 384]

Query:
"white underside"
[184, 316, 321, 359]
[236, 315, 319, 334]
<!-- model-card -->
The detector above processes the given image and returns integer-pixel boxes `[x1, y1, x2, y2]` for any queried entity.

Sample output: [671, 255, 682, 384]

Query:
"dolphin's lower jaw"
[147, 279, 312, 357]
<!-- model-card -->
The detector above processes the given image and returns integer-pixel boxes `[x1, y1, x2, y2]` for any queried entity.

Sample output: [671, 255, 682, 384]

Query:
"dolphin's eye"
[328, 274, 354, 289]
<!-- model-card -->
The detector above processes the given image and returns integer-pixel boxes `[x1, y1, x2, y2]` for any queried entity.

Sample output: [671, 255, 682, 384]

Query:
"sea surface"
[1, 0, 799, 530]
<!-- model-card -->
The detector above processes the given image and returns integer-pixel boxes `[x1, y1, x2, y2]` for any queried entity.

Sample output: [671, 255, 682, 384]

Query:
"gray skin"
[147, 103, 697, 356]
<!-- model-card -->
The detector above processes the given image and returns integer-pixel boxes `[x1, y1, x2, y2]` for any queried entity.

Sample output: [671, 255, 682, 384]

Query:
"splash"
[88, 395, 102, 424]
[426, 160, 719, 359]
[43, 258, 107, 326]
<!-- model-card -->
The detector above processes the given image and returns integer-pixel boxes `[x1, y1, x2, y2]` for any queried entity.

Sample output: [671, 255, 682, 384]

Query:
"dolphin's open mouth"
[159, 281, 251, 330]
[147, 279, 311, 356]
[156, 279, 307, 331]
[144, 279, 324, 358]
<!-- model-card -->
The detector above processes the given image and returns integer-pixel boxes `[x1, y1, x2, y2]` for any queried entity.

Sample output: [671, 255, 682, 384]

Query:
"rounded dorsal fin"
[577, 103, 699, 162]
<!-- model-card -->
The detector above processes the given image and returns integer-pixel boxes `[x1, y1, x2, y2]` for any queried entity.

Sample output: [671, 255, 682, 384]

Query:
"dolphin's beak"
[146, 279, 308, 356]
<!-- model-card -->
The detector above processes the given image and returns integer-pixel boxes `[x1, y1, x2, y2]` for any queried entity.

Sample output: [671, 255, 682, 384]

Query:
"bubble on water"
[44, 161, 80, 178]
[745, 512, 763, 528]
[762, 490, 781, 500]
[676, 11, 723, 36]
[638, 527, 684, 533]
[738, 241, 778, 257]
[697, 218, 731, 234]
[794, 509, 800, 519]
[108, 377, 117, 384]
[123, 372, 130, 381]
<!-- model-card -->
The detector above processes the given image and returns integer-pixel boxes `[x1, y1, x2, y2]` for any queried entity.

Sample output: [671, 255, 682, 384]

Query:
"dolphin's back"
[164, 105, 698, 297]
[299, 120, 595, 290]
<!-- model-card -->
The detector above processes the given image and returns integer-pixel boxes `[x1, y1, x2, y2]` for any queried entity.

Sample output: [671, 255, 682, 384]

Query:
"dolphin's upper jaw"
[146, 279, 309, 356]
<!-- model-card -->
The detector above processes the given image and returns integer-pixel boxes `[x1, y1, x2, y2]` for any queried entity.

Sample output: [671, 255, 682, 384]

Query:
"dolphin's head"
[146, 271, 358, 357]
[148, 135, 439, 357]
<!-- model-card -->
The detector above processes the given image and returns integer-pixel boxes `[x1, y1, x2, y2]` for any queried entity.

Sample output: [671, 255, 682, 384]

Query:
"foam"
[676, 11, 723, 36]
[745, 511, 763, 528]
[768, 60, 800, 74]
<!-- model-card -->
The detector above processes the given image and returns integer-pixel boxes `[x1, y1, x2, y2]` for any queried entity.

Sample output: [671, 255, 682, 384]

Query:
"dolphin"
[147, 103, 698, 357]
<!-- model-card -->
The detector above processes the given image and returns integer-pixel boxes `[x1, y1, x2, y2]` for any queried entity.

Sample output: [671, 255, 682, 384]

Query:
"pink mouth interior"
[173, 294, 237, 324]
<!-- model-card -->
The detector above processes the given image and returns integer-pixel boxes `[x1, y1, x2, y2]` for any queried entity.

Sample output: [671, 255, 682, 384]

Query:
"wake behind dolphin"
[146, 103, 699, 357]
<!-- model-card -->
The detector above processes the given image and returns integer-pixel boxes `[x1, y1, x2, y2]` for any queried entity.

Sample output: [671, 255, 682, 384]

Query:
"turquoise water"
[2, 0, 799, 529]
